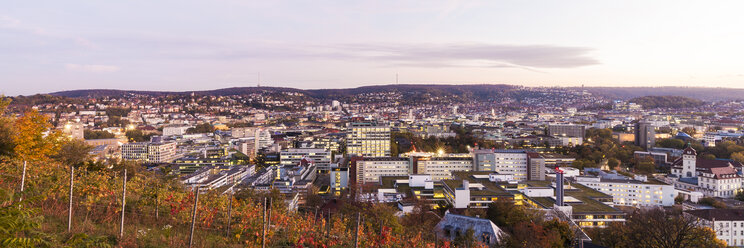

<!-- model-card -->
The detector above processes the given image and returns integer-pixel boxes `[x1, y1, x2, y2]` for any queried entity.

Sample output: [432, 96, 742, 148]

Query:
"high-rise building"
[548, 124, 586, 139]
[635, 121, 656, 149]
[346, 122, 391, 157]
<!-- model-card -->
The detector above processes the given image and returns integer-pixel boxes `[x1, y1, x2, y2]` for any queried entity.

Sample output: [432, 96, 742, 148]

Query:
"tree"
[12, 110, 61, 161]
[0, 97, 13, 157]
[635, 157, 656, 174]
[656, 138, 686, 149]
[735, 191, 744, 202]
[125, 129, 152, 142]
[51, 139, 93, 167]
[588, 208, 726, 248]
[732, 152, 744, 164]
[682, 127, 697, 137]
[83, 130, 115, 139]
[186, 123, 215, 134]
[608, 158, 621, 169]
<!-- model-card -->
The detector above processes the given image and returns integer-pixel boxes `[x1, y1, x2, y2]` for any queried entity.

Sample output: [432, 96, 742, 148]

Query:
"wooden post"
[261, 197, 267, 248]
[155, 191, 159, 220]
[267, 197, 272, 228]
[119, 169, 127, 238]
[314, 207, 318, 224]
[354, 212, 360, 248]
[226, 192, 233, 237]
[68, 165, 74, 232]
[188, 187, 200, 248]
[326, 210, 331, 237]
[19, 161, 27, 201]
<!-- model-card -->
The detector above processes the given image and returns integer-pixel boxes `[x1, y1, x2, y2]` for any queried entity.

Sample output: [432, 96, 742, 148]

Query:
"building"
[280, 148, 331, 168]
[163, 125, 190, 136]
[62, 122, 84, 140]
[442, 173, 516, 209]
[354, 157, 409, 185]
[575, 176, 676, 207]
[346, 122, 391, 157]
[416, 157, 473, 181]
[330, 167, 349, 193]
[231, 127, 257, 138]
[634, 151, 669, 167]
[435, 213, 507, 245]
[704, 131, 744, 147]
[548, 124, 586, 139]
[473, 149, 528, 181]
[635, 121, 656, 149]
[526, 153, 576, 181]
[685, 209, 744, 247]
[122, 141, 178, 163]
[670, 146, 744, 198]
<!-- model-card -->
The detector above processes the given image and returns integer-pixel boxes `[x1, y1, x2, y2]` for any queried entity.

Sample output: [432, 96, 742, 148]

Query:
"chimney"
[555, 169, 564, 206]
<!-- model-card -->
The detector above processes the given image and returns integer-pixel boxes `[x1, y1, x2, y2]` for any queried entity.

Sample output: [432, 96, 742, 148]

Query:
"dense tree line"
[587, 208, 724, 248]
[83, 130, 115, 139]
[629, 95, 704, 109]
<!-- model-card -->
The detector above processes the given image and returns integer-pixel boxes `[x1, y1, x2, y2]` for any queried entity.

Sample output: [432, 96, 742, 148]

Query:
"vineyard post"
[119, 169, 127, 238]
[155, 183, 159, 220]
[188, 187, 200, 248]
[261, 197, 267, 248]
[326, 210, 331, 237]
[19, 161, 27, 201]
[68, 165, 74, 232]
[226, 192, 233, 237]
[267, 197, 272, 228]
[354, 212, 360, 248]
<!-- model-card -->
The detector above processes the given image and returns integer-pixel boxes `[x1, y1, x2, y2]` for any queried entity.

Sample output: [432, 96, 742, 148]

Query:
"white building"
[670, 147, 744, 198]
[686, 209, 744, 247]
[576, 176, 676, 207]
[473, 149, 528, 181]
[122, 141, 178, 163]
[280, 148, 331, 168]
[163, 125, 190, 136]
[416, 158, 473, 181]
[355, 157, 409, 185]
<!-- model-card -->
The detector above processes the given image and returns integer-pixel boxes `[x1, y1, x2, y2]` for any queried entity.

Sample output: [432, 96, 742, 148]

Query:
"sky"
[2, 0, 744, 96]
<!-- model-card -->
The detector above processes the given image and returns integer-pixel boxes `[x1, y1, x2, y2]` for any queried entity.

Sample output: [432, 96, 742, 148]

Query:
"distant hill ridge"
[47, 84, 744, 101]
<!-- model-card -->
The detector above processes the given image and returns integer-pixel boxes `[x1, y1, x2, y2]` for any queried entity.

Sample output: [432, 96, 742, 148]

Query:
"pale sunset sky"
[2, 0, 744, 95]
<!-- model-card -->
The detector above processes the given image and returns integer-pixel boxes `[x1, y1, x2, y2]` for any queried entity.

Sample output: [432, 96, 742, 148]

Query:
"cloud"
[65, 63, 120, 72]
[0, 15, 95, 48]
[197, 42, 598, 70]
[331, 43, 599, 69]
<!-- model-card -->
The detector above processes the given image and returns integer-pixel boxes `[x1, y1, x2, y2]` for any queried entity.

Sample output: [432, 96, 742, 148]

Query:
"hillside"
[629, 95, 705, 109]
[49, 85, 744, 102]
[574, 86, 744, 101]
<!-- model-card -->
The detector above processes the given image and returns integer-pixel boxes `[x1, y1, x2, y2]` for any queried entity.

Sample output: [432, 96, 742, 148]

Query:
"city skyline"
[3, 0, 744, 95]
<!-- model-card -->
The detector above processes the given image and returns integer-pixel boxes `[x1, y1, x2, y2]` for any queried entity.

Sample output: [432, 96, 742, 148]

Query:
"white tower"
[681, 146, 697, 178]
